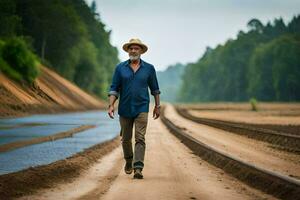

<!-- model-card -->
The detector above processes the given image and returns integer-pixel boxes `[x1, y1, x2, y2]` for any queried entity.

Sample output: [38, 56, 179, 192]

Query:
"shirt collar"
[125, 58, 145, 67]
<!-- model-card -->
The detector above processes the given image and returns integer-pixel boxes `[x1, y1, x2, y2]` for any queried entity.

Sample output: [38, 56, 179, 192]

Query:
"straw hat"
[122, 38, 148, 54]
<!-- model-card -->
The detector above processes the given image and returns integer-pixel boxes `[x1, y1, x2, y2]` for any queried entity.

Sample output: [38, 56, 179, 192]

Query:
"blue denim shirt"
[108, 59, 161, 118]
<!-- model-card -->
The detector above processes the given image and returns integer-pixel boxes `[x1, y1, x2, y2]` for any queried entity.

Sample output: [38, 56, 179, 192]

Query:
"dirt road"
[19, 108, 275, 200]
[165, 105, 300, 179]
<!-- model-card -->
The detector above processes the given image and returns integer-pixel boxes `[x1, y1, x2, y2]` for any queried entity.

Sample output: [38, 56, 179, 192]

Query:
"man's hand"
[108, 105, 115, 119]
[153, 106, 160, 119]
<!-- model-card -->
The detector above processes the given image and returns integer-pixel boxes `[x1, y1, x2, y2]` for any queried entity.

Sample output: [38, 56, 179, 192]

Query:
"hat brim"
[122, 43, 148, 54]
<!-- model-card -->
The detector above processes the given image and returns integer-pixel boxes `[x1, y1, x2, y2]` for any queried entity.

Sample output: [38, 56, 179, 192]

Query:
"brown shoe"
[133, 168, 143, 179]
[124, 162, 133, 174]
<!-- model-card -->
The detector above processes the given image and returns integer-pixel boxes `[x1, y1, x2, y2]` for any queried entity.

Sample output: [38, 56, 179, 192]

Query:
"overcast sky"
[85, 0, 300, 71]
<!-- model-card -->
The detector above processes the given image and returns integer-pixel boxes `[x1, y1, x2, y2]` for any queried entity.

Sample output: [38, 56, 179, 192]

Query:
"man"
[108, 38, 161, 179]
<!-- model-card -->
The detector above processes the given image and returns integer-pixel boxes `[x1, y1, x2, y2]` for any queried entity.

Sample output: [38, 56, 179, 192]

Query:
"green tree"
[0, 0, 21, 38]
[1, 37, 40, 83]
[179, 15, 300, 102]
[248, 35, 300, 101]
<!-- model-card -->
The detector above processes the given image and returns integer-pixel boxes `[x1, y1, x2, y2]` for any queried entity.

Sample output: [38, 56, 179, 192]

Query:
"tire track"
[161, 106, 300, 200]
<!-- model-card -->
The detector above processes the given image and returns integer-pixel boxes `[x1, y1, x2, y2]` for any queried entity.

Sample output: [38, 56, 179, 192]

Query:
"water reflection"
[0, 110, 120, 175]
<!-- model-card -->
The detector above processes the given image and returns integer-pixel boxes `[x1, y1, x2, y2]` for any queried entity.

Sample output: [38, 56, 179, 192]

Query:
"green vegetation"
[0, 0, 118, 98]
[248, 35, 300, 101]
[249, 98, 258, 111]
[179, 15, 300, 102]
[0, 37, 39, 84]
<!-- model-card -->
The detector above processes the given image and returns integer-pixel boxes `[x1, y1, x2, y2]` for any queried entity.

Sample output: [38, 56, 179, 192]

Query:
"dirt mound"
[0, 65, 105, 118]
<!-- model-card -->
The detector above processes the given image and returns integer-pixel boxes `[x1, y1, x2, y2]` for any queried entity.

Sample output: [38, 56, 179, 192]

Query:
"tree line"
[179, 15, 300, 102]
[0, 0, 119, 98]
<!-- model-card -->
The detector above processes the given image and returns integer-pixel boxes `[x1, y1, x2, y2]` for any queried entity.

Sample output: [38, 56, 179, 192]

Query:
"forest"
[1, 1, 299, 102]
[0, 0, 118, 98]
[179, 15, 300, 102]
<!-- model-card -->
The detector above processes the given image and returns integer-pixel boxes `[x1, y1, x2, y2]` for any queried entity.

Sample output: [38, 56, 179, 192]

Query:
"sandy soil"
[165, 104, 300, 179]
[179, 102, 300, 112]
[18, 109, 275, 200]
[0, 137, 120, 199]
[18, 146, 123, 200]
[0, 65, 105, 118]
[188, 110, 300, 125]
[177, 102, 300, 125]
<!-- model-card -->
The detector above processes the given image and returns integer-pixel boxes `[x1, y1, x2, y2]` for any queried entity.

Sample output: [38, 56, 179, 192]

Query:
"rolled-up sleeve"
[108, 66, 121, 98]
[148, 66, 161, 96]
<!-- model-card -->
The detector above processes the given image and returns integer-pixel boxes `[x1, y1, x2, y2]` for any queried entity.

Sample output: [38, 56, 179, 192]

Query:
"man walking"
[108, 38, 161, 179]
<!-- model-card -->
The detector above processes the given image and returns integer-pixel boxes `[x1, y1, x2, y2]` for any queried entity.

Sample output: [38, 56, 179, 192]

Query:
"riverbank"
[0, 65, 106, 118]
[0, 136, 120, 199]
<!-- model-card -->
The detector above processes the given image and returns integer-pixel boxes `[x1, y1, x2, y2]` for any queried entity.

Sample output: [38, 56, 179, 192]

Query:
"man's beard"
[129, 54, 140, 61]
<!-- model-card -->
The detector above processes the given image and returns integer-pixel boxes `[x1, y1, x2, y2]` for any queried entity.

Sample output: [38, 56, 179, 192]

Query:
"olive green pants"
[119, 112, 148, 170]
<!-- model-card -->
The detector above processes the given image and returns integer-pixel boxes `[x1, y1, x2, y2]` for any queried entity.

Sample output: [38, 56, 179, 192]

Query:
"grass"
[249, 98, 258, 111]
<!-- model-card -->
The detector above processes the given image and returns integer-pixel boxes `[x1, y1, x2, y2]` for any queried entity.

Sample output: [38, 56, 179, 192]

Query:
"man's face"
[128, 44, 142, 61]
